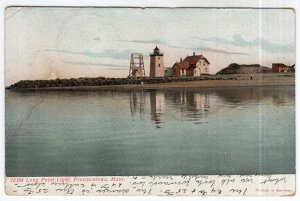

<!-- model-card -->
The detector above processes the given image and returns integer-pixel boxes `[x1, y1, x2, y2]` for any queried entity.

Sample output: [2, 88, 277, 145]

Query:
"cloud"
[118, 39, 164, 45]
[64, 61, 127, 69]
[187, 47, 248, 55]
[107, 68, 127, 71]
[199, 34, 295, 53]
[45, 49, 132, 60]
[169, 44, 248, 55]
[119, 39, 247, 55]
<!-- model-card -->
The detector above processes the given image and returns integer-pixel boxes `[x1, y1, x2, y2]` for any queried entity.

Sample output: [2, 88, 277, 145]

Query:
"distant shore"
[7, 73, 294, 91]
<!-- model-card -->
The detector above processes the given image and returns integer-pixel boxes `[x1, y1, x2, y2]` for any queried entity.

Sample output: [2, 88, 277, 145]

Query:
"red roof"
[172, 54, 210, 70]
[183, 55, 210, 65]
[272, 63, 288, 67]
[173, 61, 189, 69]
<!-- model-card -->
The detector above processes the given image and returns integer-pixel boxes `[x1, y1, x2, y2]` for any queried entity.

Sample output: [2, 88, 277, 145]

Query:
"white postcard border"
[1, 0, 299, 201]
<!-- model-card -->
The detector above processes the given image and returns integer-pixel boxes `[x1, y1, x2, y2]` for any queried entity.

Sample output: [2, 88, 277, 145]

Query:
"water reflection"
[214, 87, 295, 106]
[150, 91, 164, 127]
[128, 86, 294, 127]
[5, 86, 295, 176]
[129, 90, 145, 119]
[165, 90, 210, 121]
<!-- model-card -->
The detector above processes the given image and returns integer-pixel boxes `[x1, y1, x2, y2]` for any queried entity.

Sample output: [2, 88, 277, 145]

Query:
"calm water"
[5, 86, 295, 176]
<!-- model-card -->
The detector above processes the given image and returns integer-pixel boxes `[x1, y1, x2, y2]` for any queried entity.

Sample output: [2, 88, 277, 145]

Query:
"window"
[158, 57, 160, 60]
[158, 64, 160, 67]
[181, 69, 184, 74]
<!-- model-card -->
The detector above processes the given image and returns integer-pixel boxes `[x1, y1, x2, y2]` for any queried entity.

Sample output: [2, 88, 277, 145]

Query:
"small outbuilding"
[272, 63, 289, 73]
[164, 67, 173, 77]
[172, 61, 189, 77]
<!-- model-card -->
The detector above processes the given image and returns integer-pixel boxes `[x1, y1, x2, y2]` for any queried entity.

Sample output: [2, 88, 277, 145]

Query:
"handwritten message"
[5, 174, 295, 196]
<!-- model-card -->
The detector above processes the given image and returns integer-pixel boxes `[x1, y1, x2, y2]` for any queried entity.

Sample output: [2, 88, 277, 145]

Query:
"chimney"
[180, 57, 182, 62]
[193, 52, 195, 56]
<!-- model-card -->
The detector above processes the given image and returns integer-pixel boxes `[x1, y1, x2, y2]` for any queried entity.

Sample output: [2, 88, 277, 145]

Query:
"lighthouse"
[149, 46, 164, 77]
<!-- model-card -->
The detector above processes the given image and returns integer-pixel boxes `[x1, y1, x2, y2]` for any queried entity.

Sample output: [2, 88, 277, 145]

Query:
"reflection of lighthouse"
[150, 91, 165, 127]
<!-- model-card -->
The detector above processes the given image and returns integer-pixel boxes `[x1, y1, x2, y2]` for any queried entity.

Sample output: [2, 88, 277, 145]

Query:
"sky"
[5, 7, 295, 86]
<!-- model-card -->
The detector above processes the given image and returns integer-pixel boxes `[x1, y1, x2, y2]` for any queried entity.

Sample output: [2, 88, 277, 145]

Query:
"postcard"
[4, 6, 296, 196]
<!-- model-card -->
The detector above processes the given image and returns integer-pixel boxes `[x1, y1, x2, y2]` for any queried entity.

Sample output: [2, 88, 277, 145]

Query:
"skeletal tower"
[128, 53, 145, 78]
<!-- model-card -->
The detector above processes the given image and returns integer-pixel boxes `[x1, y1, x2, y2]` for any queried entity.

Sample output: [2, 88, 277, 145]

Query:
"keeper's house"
[172, 52, 210, 77]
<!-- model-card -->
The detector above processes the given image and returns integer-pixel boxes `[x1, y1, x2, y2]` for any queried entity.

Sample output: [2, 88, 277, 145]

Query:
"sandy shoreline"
[7, 78, 295, 91]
